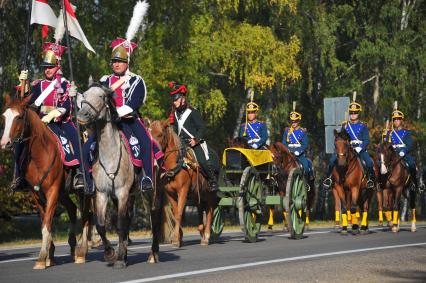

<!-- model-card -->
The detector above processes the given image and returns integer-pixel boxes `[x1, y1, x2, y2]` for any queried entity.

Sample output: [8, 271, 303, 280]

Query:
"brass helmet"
[110, 38, 137, 63]
[40, 43, 66, 67]
[348, 102, 362, 113]
[246, 102, 259, 112]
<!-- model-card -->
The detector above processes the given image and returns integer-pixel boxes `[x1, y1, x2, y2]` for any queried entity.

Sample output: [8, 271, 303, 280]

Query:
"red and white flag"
[30, 0, 57, 28]
[56, 0, 96, 53]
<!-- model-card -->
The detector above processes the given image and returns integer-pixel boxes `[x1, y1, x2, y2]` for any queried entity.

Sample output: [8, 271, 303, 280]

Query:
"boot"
[409, 167, 418, 192]
[206, 164, 219, 192]
[10, 176, 27, 192]
[140, 176, 153, 192]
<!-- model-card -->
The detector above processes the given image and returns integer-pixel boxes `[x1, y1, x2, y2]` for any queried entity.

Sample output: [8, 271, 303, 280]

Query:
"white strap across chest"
[34, 78, 66, 106]
[392, 130, 406, 146]
[175, 108, 193, 137]
[247, 123, 261, 139]
[347, 122, 361, 142]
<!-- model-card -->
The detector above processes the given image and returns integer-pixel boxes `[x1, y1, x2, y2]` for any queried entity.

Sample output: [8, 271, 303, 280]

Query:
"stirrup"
[323, 177, 332, 189]
[10, 177, 26, 192]
[141, 176, 153, 192]
[367, 179, 374, 189]
[73, 173, 85, 190]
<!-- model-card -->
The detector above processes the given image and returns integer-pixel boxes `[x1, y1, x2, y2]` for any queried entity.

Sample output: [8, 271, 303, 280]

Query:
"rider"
[94, 38, 163, 192]
[385, 105, 418, 190]
[239, 102, 268, 149]
[169, 81, 219, 192]
[281, 107, 313, 180]
[12, 42, 85, 191]
[323, 100, 375, 189]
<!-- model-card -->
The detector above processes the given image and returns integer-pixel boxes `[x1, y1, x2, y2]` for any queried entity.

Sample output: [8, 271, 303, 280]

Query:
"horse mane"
[151, 120, 182, 150]
[27, 107, 54, 147]
[86, 83, 119, 122]
[335, 129, 350, 141]
[271, 141, 297, 163]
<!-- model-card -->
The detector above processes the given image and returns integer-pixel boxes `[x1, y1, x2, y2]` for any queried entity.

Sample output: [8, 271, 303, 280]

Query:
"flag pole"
[62, 0, 88, 192]
[19, 0, 33, 98]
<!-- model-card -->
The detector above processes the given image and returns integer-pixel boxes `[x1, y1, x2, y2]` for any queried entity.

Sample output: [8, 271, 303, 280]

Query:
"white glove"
[294, 151, 300, 156]
[251, 138, 260, 143]
[19, 70, 28, 81]
[252, 144, 259, 149]
[41, 109, 62, 124]
[399, 151, 405, 157]
[355, 147, 362, 153]
[247, 139, 254, 144]
[69, 81, 77, 97]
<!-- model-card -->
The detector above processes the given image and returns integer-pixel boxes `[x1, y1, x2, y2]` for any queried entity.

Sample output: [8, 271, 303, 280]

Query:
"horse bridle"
[11, 106, 31, 147]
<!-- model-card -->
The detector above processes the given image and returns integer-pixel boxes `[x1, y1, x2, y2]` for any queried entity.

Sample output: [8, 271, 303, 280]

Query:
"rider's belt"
[40, 106, 56, 114]
[288, 144, 301, 148]
[350, 140, 363, 145]
[392, 144, 406, 148]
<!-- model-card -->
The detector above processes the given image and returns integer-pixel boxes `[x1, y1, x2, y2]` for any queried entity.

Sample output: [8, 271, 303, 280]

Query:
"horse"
[378, 142, 416, 232]
[331, 129, 376, 234]
[269, 142, 316, 231]
[149, 119, 217, 247]
[0, 94, 91, 269]
[76, 84, 163, 267]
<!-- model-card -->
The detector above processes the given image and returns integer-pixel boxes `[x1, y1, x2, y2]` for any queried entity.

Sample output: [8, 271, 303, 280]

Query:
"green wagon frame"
[211, 147, 308, 242]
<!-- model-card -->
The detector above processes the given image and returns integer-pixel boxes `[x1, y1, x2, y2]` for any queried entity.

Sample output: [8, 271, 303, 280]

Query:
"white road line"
[0, 254, 68, 264]
[117, 242, 426, 283]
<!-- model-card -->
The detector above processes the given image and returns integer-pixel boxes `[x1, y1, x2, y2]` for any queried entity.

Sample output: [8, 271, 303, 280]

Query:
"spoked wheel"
[238, 167, 262, 243]
[211, 206, 224, 240]
[284, 168, 307, 239]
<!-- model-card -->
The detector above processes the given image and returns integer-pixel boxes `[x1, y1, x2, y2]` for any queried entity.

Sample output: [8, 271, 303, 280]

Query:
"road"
[0, 225, 425, 283]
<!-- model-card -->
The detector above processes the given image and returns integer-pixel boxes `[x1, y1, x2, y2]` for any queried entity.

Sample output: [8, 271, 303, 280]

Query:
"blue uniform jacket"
[341, 121, 369, 151]
[100, 72, 147, 115]
[282, 127, 308, 154]
[239, 121, 268, 149]
[386, 128, 413, 155]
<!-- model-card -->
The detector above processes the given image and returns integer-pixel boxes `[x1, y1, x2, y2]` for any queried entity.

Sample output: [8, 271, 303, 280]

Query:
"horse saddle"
[47, 126, 79, 167]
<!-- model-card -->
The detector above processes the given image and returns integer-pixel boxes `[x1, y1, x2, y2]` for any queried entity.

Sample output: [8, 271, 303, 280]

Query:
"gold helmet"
[392, 101, 404, 120]
[40, 43, 66, 67]
[348, 102, 362, 113]
[110, 38, 137, 63]
[246, 102, 259, 112]
[289, 111, 302, 121]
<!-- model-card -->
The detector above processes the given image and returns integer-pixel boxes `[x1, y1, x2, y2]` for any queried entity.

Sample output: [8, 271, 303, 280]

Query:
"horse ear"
[334, 129, 338, 137]
[20, 94, 33, 107]
[160, 119, 169, 129]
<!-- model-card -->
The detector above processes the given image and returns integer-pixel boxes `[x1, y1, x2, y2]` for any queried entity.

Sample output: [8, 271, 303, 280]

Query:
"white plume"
[126, 1, 149, 42]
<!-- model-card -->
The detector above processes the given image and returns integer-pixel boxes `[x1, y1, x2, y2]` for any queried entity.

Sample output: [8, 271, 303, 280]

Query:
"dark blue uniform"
[282, 127, 312, 177]
[239, 121, 268, 149]
[385, 128, 416, 170]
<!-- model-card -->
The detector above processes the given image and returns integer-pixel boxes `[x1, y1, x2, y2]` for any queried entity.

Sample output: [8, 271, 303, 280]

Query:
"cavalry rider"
[170, 81, 219, 191]
[281, 106, 313, 180]
[239, 102, 268, 149]
[12, 42, 85, 191]
[385, 105, 418, 190]
[94, 38, 163, 192]
[323, 100, 375, 189]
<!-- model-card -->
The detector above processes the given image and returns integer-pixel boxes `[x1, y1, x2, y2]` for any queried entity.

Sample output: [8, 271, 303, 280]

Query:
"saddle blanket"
[48, 125, 79, 167]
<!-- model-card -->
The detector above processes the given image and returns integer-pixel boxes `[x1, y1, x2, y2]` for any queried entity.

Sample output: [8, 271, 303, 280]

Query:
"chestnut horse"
[269, 142, 316, 230]
[331, 130, 375, 234]
[150, 120, 217, 246]
[0, 94, 91, 269]
[378, 142, 417, 232]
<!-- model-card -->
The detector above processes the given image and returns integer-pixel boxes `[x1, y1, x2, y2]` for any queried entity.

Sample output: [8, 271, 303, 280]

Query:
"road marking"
[118, 242, 426, 283]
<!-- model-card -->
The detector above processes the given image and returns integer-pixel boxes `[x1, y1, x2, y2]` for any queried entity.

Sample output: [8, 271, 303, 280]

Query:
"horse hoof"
[268, 225, 273, 230]
[172, 241, 182, 248]
[75, 256, 86, 264]
[200, 239, 209, 246]
[305, 225, 309, 232]
[46, 259, 55, 267]
[104, 248, 116, 263]
[283, 226, 289, 232]
[411, 225, 416, 233]
[360, 227, 369, 235]
[352, 229, 360, 235]
[90, 239, 102, 249]
[341, 227, 348, 235]
[391, 226, 399, 233]
[147, 252, 159, 264]
[378, 222, 383, 227]
[113, 260, 127, 269]
[33, 261, 47, 270]
[334, 225, 340, 231]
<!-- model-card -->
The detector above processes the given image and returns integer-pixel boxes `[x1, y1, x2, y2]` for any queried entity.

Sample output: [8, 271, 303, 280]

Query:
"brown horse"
[1, 94, 91, 269]
[331, 130, 375, 234]
[269, 142, 316, 230]
[149, 120, 217, 246]
[378, 142, 416, 232]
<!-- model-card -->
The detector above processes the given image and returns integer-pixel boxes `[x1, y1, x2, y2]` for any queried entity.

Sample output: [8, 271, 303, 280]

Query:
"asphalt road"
[1, 225, 425, 283]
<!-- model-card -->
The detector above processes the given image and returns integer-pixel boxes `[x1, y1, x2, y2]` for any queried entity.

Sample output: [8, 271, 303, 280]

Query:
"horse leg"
[349, 186, 360, 234]
[148, 191, 161, 263]
[392, 186, 403, 233]
[166, 192, 180, 247]
[359, 188, 372, 233]
[197, 202, 205, 242]
[376, 190, 384, 226]
[34, 185, 60, 269]
[175, 187, 189, 247]
[59, 193, 77, 262]
[113, 192, 131, 269]
[332, 188, 341, 229]
[75, 193, 92, 263]
[409, 188, 417, 232]
[305, 181, 315, 231]
[96, 191, 115, 263]
[202, 192, 216, 246]
[335, 184, 348, 234]
[383, 188, 393, 228]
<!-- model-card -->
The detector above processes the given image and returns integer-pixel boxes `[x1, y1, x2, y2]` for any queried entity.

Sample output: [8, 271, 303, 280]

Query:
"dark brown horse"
[269, 142, 316, 230]
[150, 120, 217, 246]
[378, 142, 416, 232]
[1, 94, 91, 269]
[331, 130, 375, 234]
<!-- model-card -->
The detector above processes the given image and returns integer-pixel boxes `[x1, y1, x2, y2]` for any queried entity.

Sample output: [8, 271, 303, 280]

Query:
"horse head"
[149, 119, 170, 151]
[270, 141, 297, 173]
[77, 83, 116, 125]
[228, 137, 250, 148]
[334, 129, 351, 170]
[378, 141, 395, 175]
[1, 94, 33, 149]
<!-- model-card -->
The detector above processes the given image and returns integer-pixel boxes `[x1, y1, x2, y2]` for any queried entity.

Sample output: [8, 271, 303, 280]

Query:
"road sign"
[325, 126, 341, 154]
[324, 97, 350, 126]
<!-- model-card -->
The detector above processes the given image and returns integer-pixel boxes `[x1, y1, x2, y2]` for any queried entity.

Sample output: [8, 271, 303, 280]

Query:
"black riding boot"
[366, 168, 375, 189]
[409, 167, 418, 191]
[206, 164, 219, 192]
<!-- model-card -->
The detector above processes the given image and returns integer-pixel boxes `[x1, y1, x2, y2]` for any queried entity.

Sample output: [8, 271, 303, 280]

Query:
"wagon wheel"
[284, 168, 307, 239]
[211, 206, 224, 240]
[238, 166, 262, 243]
